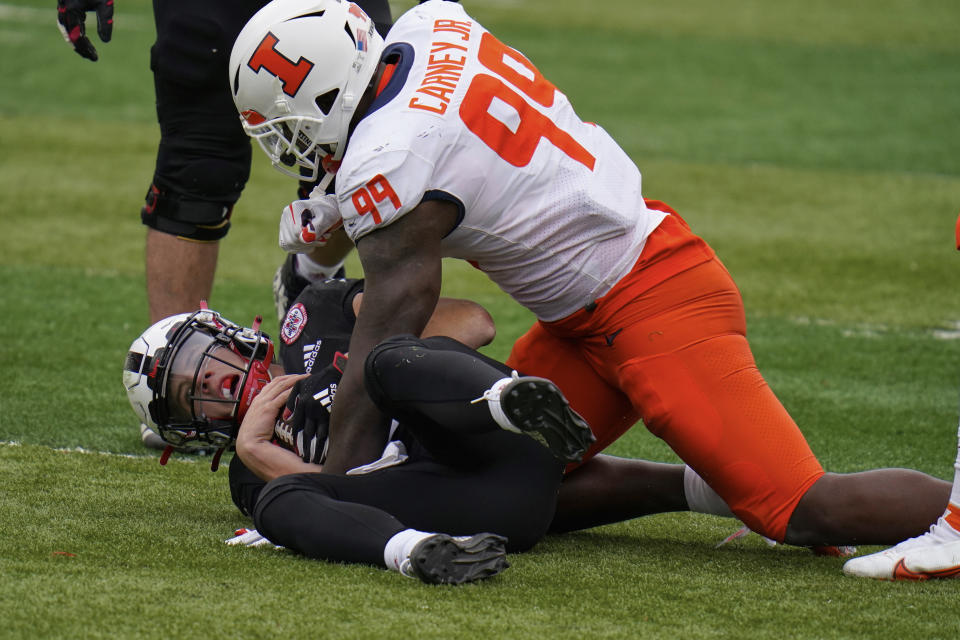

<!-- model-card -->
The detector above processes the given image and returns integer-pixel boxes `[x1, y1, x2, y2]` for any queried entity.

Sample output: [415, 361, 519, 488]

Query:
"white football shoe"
[843, 515, 960, 580]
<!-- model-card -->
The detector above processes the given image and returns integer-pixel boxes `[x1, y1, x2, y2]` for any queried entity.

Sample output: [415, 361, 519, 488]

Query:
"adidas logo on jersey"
[302, 341, 322, 373]
[313, 384, 336, 413]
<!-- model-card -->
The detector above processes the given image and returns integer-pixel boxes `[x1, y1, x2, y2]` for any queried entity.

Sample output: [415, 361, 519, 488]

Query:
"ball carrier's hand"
[57, 0, 114, 61]
[235, 374, 320, 482]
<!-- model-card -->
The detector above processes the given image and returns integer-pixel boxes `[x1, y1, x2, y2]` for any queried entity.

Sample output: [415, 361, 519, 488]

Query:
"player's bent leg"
[366, 335, 594, 462]
[364, 334, 511, 433]
[786, 469, 950, 548]
[254, 472, 511, 584]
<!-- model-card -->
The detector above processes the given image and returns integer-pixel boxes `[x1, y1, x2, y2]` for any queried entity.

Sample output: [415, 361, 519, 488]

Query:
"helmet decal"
[246, 32, 316, 98]
[281, 302, 309, 344]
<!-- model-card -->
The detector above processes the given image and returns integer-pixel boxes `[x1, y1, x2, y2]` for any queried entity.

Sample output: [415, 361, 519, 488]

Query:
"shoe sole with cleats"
[500, 377, 596, 464]
[407, 533, 509, 585]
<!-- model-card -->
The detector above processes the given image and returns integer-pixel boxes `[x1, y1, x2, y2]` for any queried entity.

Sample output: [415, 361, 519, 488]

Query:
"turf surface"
[1, 0, 959, 638]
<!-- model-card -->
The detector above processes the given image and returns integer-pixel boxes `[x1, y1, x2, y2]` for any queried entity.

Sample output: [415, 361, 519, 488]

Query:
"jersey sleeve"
[337, 143, 441, 242]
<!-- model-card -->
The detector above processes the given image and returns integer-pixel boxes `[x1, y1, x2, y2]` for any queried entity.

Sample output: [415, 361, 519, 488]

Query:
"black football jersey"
[278, 278, 364, 375]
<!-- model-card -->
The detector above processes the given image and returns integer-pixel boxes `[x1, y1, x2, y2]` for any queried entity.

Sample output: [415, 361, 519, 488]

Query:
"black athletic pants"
[249, 336, 563, 566]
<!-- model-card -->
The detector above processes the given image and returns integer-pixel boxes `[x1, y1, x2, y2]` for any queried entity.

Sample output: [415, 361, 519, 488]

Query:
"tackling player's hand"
[279, 194, 343, 253]
[276, 374, 336, 465]
[57, 0, 114, 62]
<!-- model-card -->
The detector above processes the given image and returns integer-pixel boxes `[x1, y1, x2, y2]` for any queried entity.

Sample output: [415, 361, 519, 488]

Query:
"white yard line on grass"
[0, 440, 204, 463]
[790, 316, 960, 340]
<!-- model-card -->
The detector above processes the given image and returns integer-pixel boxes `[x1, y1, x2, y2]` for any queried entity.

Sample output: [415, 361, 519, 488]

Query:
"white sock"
[471, 372, 521, 433]
[931, 417, 960, 535]
[295, 253, 345, 282]
[683, 466, 734, 518]
[950, 417, 960, 507]
[383, 528, 434, 572]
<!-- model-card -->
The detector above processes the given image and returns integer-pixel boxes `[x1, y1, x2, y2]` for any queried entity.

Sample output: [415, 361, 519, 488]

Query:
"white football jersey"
[337, 0, 666, 321]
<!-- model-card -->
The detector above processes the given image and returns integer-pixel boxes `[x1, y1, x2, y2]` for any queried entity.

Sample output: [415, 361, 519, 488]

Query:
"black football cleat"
[402, 533, 509, 585]
[499, 377, 596, 464]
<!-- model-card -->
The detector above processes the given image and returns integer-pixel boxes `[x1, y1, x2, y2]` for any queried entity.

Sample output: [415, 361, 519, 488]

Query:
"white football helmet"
[229, 0, 385, 187]
[123, 309, 274, 449]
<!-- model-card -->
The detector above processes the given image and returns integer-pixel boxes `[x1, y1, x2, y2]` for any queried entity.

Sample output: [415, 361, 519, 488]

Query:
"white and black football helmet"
[123, 308, 274, 452]
[229, 0, 385, 187]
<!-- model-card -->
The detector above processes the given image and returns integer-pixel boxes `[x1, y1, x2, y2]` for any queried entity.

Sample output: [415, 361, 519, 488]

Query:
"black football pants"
[250, 336, 562, 566]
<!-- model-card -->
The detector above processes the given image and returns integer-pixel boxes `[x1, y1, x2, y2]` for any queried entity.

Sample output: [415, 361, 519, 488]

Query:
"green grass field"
[2, 0, 960, 637]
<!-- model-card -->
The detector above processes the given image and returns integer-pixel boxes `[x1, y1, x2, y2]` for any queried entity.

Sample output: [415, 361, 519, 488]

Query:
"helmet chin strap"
[210, 448, 225, 472]
[317, 171, 335, 191]
[237, 360, 272, 422]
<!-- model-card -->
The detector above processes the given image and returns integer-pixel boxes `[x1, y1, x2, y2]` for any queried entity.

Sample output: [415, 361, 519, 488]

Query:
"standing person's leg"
[137, 3, 255, 448]
[143, 3, 258, 324]
[145, 230, 220, 323]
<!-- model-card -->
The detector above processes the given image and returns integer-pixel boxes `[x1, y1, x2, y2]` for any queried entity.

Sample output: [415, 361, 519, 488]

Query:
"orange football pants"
[507, 203, 824, 541]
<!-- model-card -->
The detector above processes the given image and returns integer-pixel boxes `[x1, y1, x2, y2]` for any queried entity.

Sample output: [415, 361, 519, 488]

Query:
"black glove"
[57, 0, 114, 61]
[275, 372, 336, 464]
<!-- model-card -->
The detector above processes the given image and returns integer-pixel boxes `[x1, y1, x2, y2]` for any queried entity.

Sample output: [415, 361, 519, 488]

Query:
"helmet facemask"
[125, 310, 274, 451]
[240, 110, 344, 188]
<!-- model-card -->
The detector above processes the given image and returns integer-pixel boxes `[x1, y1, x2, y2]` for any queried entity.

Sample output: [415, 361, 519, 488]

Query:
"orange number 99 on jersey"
[459, 32, 595, 171]
[350, 174, 402, 223]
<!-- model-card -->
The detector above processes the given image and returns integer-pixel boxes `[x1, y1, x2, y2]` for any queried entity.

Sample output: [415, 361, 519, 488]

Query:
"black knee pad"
[364, 334, 426, 410]
[141, 182, 234, 242]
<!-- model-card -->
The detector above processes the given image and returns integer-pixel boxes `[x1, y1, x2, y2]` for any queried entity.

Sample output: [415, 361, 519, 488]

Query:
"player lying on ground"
[125, 303, 581, 584]
[228, 0, 955, 579]
[123, 284, 746, 583]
